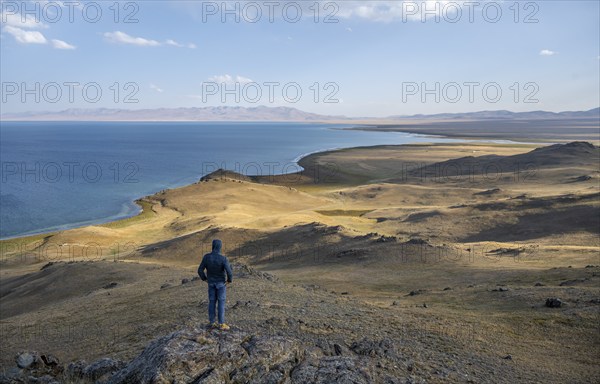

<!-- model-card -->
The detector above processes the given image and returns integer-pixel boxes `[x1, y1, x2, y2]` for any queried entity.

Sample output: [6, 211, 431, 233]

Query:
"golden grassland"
[1, 141, 599, 382]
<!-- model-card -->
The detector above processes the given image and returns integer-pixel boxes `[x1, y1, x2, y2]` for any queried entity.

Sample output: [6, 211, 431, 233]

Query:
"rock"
[492, 287, 509, 292]
[503, 355, 513, 360]
[391, 301, 399, 306]
[231, 300, 260, 309]
[160, 283, 171, 289]
[34, 375, 60, 384]
[181, 278, 190, 284]
[408, 290, 426, 296]
[534, 282, 544, 286]
[403, 238, 431, 246]
[335, 249, 367, 260]
[265, 317, 286, 327]
[65, 360, 88, 379]
[443, 287, 452, 291]
[103, 282, 118, 289]
[488, 248, 523, 256]
[350, 338, 397, 359]
[333, 344, 343, 356]
[303, 284, 321, 291]
[106, 327, 384, 384]
[376, 235, 397, 243]
[314, 339, 348, 357]
[545, 298, 563, 308]
[232, 263, 279, 282]
[40, 262, 55, 270]
[571, 175, 592, 182]
[475, 188, 501, 196]
[107, 327, 301, 384]
[16, 351, 41, 369]
[290, 356, 371, 384]
[38, 354, 62, 376]
[40, 354, 59, 368]
[2, 367, 23, 381]
[82, 358, 126, 380]
[286, 318, 299, 327]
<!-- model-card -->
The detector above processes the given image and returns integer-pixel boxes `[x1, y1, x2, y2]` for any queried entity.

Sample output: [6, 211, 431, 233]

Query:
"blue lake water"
[0, 121, 461, 239]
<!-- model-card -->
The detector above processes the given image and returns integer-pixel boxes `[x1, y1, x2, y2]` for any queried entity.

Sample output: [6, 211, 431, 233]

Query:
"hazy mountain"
[391, 107, 600, 120]
[0, 106, 345, 122]
[2, 106, 598, 122]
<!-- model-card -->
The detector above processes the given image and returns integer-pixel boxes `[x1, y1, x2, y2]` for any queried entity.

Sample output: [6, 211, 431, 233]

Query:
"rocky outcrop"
[3, 326, 397, 383]
[106, 327, 381, 384]
[231, 263, 279, 282]
[108, 327, 302, 383]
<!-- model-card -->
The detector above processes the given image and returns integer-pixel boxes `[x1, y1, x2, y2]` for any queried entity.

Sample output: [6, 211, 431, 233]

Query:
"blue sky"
[1, 0, 599, 117]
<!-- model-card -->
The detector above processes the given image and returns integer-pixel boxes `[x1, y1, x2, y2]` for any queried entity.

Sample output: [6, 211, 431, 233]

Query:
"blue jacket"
[198, 239, 233, 284]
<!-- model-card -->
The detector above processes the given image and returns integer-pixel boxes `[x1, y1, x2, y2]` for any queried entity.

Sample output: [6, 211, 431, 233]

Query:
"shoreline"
[0, 200, 143, 241]
[345, 118, 600, 144]
[346, 126, 556, 144]
[0, 138, 542, 243]
[4, 116, 572, 241]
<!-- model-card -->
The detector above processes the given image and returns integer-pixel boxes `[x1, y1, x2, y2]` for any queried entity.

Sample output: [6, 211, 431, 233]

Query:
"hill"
[1, 141, 598, 383]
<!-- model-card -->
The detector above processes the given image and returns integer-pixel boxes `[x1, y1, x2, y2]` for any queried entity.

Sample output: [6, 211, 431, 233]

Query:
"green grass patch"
[100, 200, 156, 229]
[0, 233, 54, 257]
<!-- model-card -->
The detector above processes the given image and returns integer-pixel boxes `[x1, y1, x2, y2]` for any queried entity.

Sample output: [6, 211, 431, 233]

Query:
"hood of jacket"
[212, 239, 222, 253]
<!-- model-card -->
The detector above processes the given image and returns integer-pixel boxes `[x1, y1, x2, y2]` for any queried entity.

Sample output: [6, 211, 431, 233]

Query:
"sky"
[1, 0, 599, 117]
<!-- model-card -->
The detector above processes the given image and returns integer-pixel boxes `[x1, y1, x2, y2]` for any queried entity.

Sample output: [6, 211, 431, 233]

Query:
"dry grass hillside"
[1, 142, 598, 383]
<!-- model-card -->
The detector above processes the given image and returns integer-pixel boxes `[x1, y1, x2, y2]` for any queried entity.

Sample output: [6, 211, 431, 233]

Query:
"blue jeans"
[208, 282, 226, 324]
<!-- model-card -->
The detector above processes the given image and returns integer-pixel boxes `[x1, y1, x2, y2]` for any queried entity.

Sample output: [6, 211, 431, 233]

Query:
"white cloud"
[166, 39, 183, 47]
[335, 1, 466, 23]
[346, 27, 353, 32]
[51, 39, 75, 49]
[168, 40, 197, 48]
[150, 84, 164, 93]
[104, 31, 161, 46]
[181, 0, 468, 23]
[235, 75, 253, 83]
[1, 12, 47, 29]
[104, 32, 195, 48]
[540, 49, 557, 56]
[1, 11, 75, 49]
[207, 74, 254, 84]
[3, 25, 47, 44]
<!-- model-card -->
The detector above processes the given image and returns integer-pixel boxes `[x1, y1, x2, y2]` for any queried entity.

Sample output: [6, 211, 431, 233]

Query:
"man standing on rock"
[198, 239, 233, 330]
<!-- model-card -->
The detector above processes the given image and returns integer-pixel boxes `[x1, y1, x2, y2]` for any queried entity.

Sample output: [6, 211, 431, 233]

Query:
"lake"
[0, 121, 461, 239]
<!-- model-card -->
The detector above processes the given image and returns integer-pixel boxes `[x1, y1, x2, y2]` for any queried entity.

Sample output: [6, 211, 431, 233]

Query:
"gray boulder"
[545, 298, 563, 308]
[16, 351, 41, 369]
[107, 327, 379, 384]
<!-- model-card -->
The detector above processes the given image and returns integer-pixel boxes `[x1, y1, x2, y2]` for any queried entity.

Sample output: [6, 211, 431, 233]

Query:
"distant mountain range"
[1, 106, 598, 122]
[391, 108, 600, 120]
[1, 106, 344, 122]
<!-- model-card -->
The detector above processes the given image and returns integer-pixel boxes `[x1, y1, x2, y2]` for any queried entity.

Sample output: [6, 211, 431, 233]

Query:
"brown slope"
[396, 142, 599, 182]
